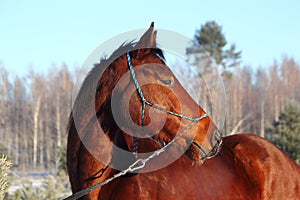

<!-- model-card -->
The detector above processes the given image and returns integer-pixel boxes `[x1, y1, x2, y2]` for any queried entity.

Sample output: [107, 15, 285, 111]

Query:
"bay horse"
[67, 23, 300, 199]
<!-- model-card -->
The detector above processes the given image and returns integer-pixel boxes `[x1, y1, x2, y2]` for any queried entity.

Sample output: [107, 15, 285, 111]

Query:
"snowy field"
[7, 172, 71, 199]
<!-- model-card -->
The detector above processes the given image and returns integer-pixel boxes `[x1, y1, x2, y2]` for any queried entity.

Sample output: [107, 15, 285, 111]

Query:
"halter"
[126, 51, 222, 159]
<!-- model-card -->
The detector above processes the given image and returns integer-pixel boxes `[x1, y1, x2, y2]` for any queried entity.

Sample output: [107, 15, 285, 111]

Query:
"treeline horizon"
[0, 54, 299, 171]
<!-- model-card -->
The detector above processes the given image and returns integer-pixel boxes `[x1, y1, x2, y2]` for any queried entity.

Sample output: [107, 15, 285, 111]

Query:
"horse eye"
[160, 79, 173, 86]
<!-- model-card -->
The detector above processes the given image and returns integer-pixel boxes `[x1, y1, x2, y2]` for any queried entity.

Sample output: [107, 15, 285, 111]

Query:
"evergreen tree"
[268, 103, 300, 165]
[187, 21, 241, 78]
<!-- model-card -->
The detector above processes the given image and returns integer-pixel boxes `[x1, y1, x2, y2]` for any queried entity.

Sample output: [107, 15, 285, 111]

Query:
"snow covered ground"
[8, 177, 44, 195]
[7, 172, 71, 198]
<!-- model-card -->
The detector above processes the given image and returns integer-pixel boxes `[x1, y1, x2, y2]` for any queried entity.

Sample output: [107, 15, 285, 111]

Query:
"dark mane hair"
[84, 41, 164, 92]
[96, 40, 164, 74]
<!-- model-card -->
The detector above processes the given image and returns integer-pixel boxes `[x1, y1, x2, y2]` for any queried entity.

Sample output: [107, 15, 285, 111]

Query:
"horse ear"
[137, 22, 157, 48]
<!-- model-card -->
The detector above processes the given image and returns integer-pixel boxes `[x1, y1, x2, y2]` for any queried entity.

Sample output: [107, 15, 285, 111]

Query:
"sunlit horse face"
[112, 27, 219, 162]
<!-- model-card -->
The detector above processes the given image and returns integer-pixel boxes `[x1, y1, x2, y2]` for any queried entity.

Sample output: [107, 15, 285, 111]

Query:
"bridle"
[63, 50, 222, 200]
[127, 51, 222, 159]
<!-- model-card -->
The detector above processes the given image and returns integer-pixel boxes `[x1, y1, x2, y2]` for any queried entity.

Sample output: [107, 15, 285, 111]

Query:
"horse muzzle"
[186, 130, 222, 163]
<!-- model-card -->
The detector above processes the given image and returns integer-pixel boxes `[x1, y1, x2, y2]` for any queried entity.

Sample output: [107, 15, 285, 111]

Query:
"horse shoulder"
[223, 134, 300, 199]
[67, 116, 113, 199]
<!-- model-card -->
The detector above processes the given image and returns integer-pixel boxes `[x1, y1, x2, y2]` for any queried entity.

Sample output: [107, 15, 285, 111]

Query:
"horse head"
[104, 23, 221, 164]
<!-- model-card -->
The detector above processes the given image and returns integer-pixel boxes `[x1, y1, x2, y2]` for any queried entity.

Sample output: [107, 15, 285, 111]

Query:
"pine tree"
[187, 21, 241, 78]
[268, 103, 300, 165]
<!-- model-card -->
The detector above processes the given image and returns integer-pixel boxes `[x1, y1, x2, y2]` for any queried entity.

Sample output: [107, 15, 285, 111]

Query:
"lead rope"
[63, 114, 208, 200]
[63, 51, 221, 200]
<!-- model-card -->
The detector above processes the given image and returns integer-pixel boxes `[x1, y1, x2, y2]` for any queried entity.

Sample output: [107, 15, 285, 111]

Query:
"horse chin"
[185, 142, 205, 165]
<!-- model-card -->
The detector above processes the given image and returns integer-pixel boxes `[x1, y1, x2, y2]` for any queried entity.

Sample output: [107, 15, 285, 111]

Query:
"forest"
[0, 21, 299, 174]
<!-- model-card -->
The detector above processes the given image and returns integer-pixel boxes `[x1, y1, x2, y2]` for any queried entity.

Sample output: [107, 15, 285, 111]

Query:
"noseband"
[126, 51, 222, 160]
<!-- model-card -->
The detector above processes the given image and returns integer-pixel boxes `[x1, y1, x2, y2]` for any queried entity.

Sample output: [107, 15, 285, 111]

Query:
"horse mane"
[91, 40, 164, 80]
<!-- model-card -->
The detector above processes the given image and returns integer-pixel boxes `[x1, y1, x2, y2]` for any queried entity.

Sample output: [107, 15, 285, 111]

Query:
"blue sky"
[0, 0, 299, 76]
